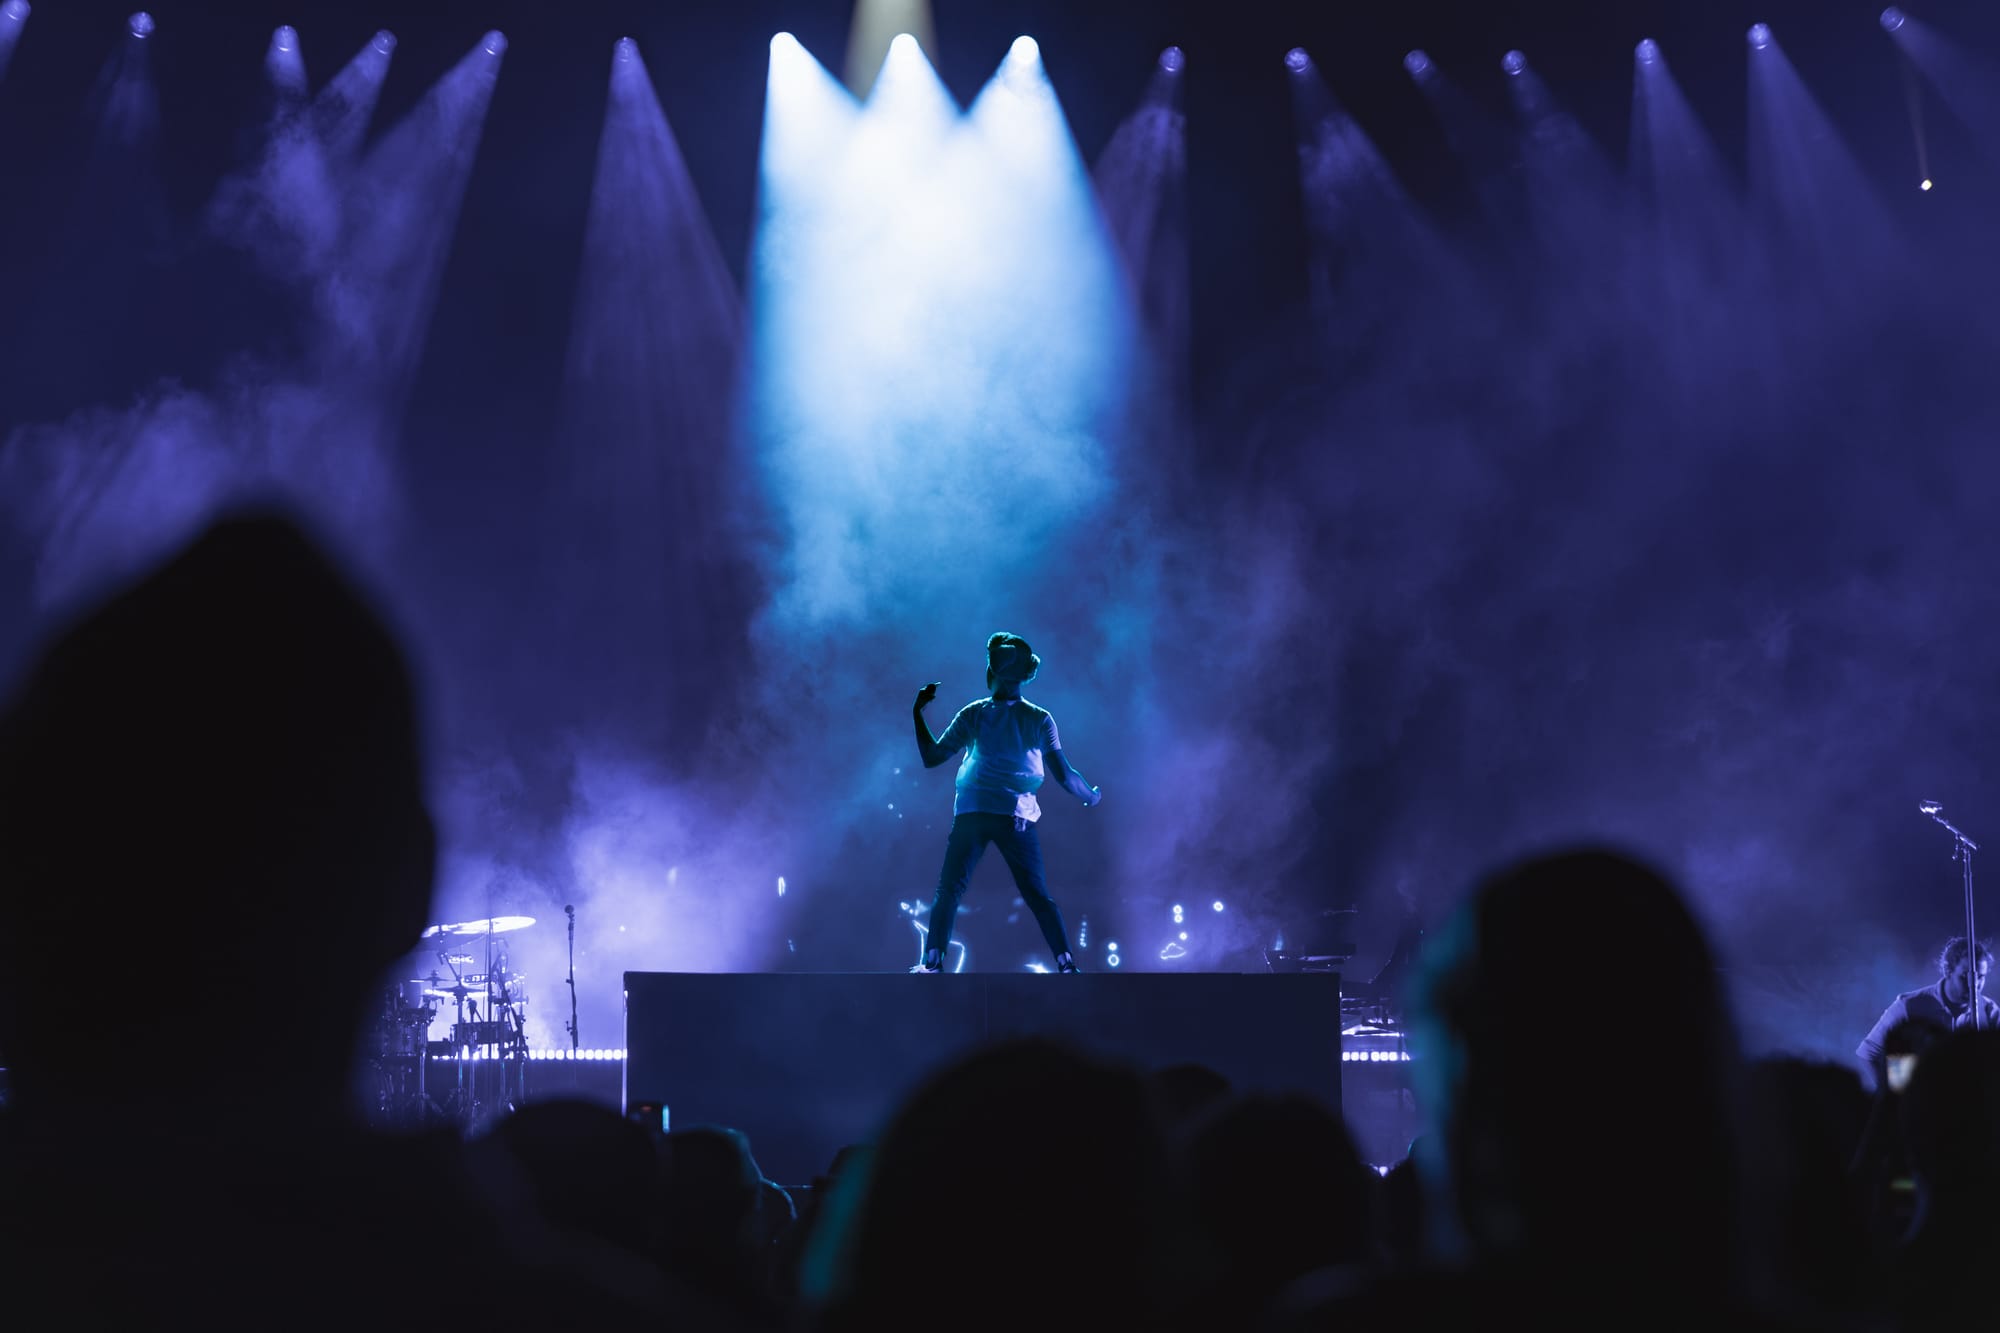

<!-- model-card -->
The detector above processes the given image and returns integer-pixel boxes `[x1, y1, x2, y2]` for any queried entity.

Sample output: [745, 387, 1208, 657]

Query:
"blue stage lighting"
[1285, 47, 1310, 72]
[1748, 23, 1772, 49]
[4, 0, 30, 22]
[1403, 49, 1431, 77]
[1212, 900, 1224, 912]
[889, 31, 917, 56]
[274, 25, 296, 52]
[1921, 178, 1933, 191]
[372, 29, 396, 54]
[1159, 45, 1184, 73]
[1881, 7, 1907, 32]
[1636, 38, 1660, 64]
[615, 36, 637, 61]
[482, 30, 507, 56]
[1108, 953, 1122, 967]
[1502, 50, 1526, 76]
[1009, 35, 1040, 65]
[128, 11, 154, 38]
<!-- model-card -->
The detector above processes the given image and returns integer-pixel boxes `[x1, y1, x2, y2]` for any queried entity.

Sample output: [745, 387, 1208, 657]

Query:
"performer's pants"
[924, 812, 1071, 964]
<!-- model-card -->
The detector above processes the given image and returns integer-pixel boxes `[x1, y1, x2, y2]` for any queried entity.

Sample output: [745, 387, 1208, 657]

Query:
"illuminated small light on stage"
[1171, 904, 1183, 916]
[482, 30, 507, 56]
[274, 24, 296, 52]
[1159, 46, 1184, 73]
[1010, 35, 1040, 65]
[1106, 941, 1119, 953]
[372, 30, 395, 54]
[1403, 49, 1431, 77]
[1502, 50, 1526, 76]
[1108, 954, 1122, 967]
[888, 32, 917, 56]
[1748, 23, 1772, 49]
[1285, 47, 1310, 72]
[128, 11, 154, 38]
[1179, 931, 1188, 941]
[1212, 900, 1225, 912]
[1921, 178, 1933, 190]
[2, 1, 27, 23]
[777, 875, 787, 897]
[1636, 38, 1660, 64]
[1881, 7, 1907, 32]
[615, 36, 636, 61]
[1026, 962, 1050, 973]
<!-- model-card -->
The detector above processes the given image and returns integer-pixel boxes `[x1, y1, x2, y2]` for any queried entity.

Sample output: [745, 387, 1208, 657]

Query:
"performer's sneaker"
[1055, 952, 1080, 973]
[909, 962, 942, 974]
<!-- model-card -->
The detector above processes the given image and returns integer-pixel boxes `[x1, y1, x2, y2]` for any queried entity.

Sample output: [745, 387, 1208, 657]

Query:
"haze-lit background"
[4, 0, 1999, 1062]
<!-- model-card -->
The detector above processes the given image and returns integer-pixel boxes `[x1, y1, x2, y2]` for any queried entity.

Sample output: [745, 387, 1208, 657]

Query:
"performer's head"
[1938, 937, 1993, 1005]
[985, 632, 1039, 693]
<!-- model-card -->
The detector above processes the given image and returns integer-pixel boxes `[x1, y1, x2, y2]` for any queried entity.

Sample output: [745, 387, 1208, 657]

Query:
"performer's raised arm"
[912, 682, 958, 769]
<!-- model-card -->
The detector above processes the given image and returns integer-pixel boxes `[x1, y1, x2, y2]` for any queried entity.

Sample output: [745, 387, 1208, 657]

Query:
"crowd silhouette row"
[2, 515, 1994, 1330]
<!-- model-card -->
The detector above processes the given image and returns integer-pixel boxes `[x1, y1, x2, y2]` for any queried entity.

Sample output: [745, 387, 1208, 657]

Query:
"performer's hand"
[1084, 785, 1103, 809]
[1955, 1009, 1984, 1031]
[914, 682, 940, 711]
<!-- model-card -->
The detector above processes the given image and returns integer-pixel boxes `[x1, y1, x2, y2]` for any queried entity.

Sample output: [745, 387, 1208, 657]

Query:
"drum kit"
[369, 914, 537, 1129]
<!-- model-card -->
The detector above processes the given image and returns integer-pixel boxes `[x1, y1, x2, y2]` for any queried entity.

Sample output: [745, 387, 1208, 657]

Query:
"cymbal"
[420, 915, 535, 938]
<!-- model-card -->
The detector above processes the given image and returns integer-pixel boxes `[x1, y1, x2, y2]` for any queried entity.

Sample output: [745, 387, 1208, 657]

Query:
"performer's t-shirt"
[936, 697, 1061, 823]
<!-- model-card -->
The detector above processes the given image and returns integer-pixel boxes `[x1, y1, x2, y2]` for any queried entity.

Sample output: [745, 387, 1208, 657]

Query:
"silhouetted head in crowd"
[1739, 1058, 1872, 1316]
[1184, 1094, 1372, 1303]
[1893, 1028, 2000, 1326]
[489, 1101, 660, 1259]
[657, 1126, 769, 1309]
[1152, 1062, 1234, 1132]
[806, 1038, 1188, 1329]
[1413, 848, 1740, 1289]
[0, 513, 434, 1112]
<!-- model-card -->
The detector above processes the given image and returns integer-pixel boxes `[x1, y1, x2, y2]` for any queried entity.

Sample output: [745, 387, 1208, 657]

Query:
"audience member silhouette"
[487, 1099, 661, 1259]
[1291, 848, 1755, 1328]
[1739, 1058, 1875, 1322]
[1891, 1027, 2000, 1329]
[657, 1125, 782, 1322]
[1182, 1094, 1372, 1317]
[802, 1038, 1196, 1330]
[0, 515, 673, 1322]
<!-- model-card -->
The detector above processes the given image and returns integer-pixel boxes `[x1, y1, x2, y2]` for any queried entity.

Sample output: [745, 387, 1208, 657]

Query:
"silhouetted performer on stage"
[1857, 936, 2000, 1089]
[910, 632, 1100, 973]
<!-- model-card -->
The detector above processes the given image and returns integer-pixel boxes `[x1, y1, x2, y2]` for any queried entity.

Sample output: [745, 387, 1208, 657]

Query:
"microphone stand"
[564, 904, 580, 1055]
[1920, 802, 1982, 1030]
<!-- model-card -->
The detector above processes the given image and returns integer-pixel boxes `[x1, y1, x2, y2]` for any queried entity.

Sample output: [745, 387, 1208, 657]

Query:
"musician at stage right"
[1856, 936, 2000, 1089]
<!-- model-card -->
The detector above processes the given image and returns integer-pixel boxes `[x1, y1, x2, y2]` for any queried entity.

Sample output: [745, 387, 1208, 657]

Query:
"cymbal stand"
[1921, 801, 1982, 1030]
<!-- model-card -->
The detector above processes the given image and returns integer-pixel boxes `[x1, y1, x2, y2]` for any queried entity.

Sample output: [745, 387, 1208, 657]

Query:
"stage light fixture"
[4, 1, 30, 22]
[1159, 45, 1184, 73]
[1285, 47, 1310, 72]
[1881, 7, 1907, 32]
[128, 11, 154, 38]
[1748, 23, 1772, 49]
[1403, 49, 1431, 77]
[274, 24, 296, 52]
[889, 31, 917, 55]
[1009, 35, 1039, 64]
[1108, 953, 1121, 967]
[1921, 178, 1933, 190]
[1636, 38, 1660, 64]
[482, 30, 507, 56]
[1502, 49, 1526, 75]
[616, 36, 636, 61]
[1212, 900, 1224, 912]
[372, 30, 396, 54]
